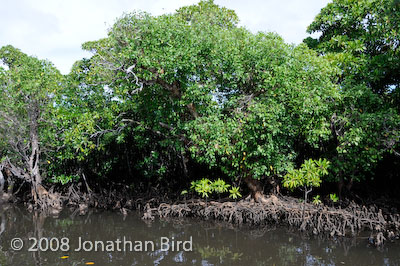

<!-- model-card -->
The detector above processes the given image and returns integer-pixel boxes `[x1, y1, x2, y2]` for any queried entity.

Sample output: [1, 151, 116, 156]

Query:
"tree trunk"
[346, 177, 354, 192]
[267, 175, 281, 195]
[244, 176, 268, 203]
[0, 103, 48, 206]
[338, 175, 344, 200]
[28, 104, 47, 203]
[28, 104, 41, 182]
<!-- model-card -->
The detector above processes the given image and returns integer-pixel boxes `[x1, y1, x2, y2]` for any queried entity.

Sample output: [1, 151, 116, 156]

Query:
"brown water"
[0, 205, 399, 266]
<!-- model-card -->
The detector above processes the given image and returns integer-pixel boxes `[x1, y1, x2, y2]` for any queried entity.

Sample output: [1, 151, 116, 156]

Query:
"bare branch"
[125, 64, 143, 94]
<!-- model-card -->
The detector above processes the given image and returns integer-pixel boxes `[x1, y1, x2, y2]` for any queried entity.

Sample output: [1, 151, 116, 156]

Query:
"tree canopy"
[0, 0, 399, 205]
[304, 0, 400, 190]
[69, 0, 340, 201]
[0, 45, 62, 202]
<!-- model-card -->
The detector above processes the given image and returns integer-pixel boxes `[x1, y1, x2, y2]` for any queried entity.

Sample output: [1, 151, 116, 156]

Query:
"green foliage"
[2, 0, 399, 205]
[283, 159, 330, 191]
[190, 178, 239, 200]
[176, 0, 239, 29]
[283, 159, 330, 202]
[78, 0, 339, 188]
[312, 195, 322, 205]
[186, 32, 339, 183]
[305, 0, 400, 184]
[49, 174, 80, 185]
[228, 186, 242, 200]
[191, 178, 213, 199]
[211, 178, 230, 194]
[306, 0, 400, 96]
[329, 193, 339, 203]
[0, 45, 63, 181]
[52, 58, 119, 164]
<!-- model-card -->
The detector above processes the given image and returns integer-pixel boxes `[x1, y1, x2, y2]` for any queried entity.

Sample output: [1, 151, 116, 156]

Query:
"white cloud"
[218, 0, 330, 43]
[0, 0, 330, 74]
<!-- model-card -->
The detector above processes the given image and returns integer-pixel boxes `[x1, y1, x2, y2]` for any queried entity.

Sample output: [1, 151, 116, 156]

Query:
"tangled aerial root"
[20, 181, 399, 247]
[142, 195, 400, 246]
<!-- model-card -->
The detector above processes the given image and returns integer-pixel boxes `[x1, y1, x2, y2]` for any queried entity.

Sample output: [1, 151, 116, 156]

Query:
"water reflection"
[0, 204, 398, 265]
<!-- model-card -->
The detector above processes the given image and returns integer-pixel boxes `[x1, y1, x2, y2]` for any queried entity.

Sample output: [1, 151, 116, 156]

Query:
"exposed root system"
[12, 180, 400, 247]
[142, 195, 400, 246]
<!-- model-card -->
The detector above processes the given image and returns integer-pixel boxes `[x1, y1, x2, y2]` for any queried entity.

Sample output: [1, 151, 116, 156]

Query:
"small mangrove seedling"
[312, 195, 322, 205]
[192, 178, 213, 203]
[211, 178, 230, 199]
[329, 193, 339, 203]
[189, 178, 240, 203]
[190, 180, 199, 191]
[229, 186, 242, 200]
[283, 158, 330, 203]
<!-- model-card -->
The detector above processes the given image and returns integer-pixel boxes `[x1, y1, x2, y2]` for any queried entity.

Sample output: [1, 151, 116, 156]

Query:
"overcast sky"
[0, 0, 331, 74]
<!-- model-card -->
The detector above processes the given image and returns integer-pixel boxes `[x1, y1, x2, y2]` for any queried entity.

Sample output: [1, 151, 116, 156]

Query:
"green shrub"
[228, 186, 242, 200]
[329, 193, 339, 203]
[283, 158, 330, 203]
[312, 195, 322, 205]
[189, 178, 241, 200]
